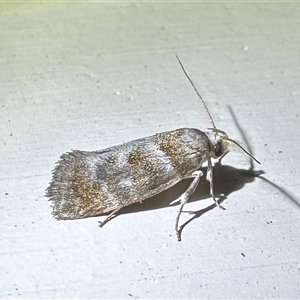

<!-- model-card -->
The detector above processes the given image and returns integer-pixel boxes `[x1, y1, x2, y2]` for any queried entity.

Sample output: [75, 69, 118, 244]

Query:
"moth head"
[206, 128, 260, 164]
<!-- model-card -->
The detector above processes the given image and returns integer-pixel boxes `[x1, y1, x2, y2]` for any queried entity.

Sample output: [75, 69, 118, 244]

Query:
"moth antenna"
[225, 137, 261, 164]
[174, 52, 217, 130]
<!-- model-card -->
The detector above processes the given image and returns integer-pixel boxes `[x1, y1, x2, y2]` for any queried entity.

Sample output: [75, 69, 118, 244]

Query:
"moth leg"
[169, 172, 201, 205]
[98, 206, 124, 228]
[175, 170, 203, 241]
[207, 158, 220, 208]
[217, 150, 229, 165]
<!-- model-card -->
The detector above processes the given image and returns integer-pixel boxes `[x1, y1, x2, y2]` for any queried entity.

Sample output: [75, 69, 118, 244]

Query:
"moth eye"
[214, 144, 223, 157]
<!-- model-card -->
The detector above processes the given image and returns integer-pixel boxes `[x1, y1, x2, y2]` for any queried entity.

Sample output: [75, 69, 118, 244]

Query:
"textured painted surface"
[0, 2, 299, 299]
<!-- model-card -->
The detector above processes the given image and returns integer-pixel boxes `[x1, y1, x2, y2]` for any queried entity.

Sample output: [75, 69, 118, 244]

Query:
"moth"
[46, 54, 260, 241]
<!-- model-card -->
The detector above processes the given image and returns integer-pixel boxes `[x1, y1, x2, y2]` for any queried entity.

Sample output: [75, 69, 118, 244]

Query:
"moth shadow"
[96, 105, 299, 239]
[110, 161, 266, 241]
[119, 161, 262, 216]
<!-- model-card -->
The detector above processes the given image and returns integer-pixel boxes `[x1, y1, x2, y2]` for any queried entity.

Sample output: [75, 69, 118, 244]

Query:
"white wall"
[1, 2, 299, 299]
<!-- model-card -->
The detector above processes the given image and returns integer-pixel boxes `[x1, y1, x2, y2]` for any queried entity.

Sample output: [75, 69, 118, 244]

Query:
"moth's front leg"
[207, 158, 225, 210]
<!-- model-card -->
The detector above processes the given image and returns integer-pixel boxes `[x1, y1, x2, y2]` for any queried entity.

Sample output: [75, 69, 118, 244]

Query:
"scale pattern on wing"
[46, 128, 210, 220]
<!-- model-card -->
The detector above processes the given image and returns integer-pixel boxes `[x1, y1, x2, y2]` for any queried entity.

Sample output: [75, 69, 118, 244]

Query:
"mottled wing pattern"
[46, 128, 209, 220]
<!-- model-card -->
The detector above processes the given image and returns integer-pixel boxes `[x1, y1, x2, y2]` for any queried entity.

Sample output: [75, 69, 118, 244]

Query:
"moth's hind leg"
[174, 170, 203, 241]
[98, 206, 124, 228]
